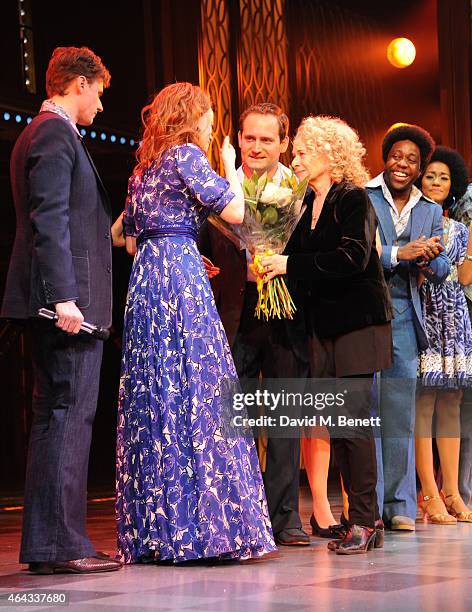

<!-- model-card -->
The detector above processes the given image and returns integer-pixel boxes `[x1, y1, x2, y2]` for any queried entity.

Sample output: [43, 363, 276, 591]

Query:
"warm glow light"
[387, 38, 416, 68]
[388, 122, 411, 132]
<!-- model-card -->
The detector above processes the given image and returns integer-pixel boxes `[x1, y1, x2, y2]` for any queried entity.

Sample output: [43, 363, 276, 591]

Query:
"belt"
[137, 227, 198, 245]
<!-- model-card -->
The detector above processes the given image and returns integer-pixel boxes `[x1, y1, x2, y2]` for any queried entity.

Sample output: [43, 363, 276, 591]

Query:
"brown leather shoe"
[29, 557, 122, 574]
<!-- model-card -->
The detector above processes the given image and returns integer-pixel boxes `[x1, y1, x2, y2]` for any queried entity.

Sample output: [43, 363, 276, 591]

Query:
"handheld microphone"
[37, 308, 111, 341]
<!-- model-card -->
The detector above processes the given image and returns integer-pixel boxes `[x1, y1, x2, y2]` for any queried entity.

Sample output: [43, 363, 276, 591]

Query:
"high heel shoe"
[335, 524, 376, 555]
[328, 518, 383, 551]
[310, 514, 346, 539]
[442, 492, 472, 522]
[421, 495, 457, 525]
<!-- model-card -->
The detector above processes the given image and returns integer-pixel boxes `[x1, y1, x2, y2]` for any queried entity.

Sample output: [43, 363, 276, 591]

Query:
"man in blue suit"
[367, 125, 450, 531]
[1, 47, 121, 573]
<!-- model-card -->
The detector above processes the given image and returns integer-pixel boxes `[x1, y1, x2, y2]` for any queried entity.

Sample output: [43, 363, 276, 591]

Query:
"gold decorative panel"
[237, 0, 289, 113]
[198, 0, 233, 173]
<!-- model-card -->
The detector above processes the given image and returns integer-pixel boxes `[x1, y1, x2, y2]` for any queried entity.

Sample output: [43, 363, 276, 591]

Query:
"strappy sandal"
[421, 495, 457, 525]
[442, 492, 472, 523]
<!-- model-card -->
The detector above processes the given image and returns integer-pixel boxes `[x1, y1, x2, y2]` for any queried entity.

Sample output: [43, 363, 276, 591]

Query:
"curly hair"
[422, 146, 470, 207]
[382, 124, 434, 172]
[46, 46, 110, 97]
[239, 103, 289, 142]
[294, 115, 370, 187]
[135, 82, 211, 173]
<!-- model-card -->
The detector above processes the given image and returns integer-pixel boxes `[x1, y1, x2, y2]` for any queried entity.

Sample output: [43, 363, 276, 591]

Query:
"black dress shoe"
[335, 524, 376, 555]
[28, 557, 122, 574]
[310, 514, 346, 539]
[274, 528, 310, 546]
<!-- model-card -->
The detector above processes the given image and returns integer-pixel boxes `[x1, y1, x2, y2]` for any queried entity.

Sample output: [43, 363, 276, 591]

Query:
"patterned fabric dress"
[419, 217, 472, 387]
[116, 143, 276, 564]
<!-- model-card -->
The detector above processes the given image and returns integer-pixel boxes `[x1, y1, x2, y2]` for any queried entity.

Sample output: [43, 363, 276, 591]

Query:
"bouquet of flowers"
[208, 170, 308, 320]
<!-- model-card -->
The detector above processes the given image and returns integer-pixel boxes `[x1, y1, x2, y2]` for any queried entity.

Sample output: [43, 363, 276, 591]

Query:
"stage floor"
[1, 488, 471, 611]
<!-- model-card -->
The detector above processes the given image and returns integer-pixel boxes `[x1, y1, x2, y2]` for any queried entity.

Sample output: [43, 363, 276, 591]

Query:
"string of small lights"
[1, 108, 139, 148]
[18, 0, 36, 94]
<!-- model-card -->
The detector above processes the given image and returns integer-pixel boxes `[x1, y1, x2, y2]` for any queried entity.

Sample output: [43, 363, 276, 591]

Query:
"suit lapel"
[374, 198, 396, 244]
[79, 137, 111, 211]
[410, 200, 427, 240]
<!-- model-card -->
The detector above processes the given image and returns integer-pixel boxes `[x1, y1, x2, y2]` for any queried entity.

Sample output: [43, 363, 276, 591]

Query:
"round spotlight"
[80, 128, 86, 136]
[3, 112, 11, 121]
[90, 130, 97, 139]
[387, 38, 416, 69]
[15, 114, 22, 123]
[26, 117, 32, 124]
[130, 139, 135, 146]
[100, 132, 106, 141]
[120, 136, 126, 145]
[110, 134, 116, 143]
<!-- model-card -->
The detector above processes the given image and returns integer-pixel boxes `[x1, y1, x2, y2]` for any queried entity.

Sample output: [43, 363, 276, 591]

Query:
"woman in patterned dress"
[416, 146, 472, 524]
[115, 83, 277, 563]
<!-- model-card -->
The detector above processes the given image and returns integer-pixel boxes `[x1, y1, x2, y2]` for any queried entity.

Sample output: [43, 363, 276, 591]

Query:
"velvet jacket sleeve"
[27, 117, 78, 304]
[286, 186, 376, 281]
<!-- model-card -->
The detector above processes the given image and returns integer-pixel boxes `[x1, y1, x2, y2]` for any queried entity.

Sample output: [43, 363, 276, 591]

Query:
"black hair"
[382, 124, 435, 172]
[421, 145, 470, 208]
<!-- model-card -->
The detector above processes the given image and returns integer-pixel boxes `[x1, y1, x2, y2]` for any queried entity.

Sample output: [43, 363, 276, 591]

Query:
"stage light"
[110, 134, 116, 143]
[130, 139, 135, 146]
[15, 114, 22, 123]
[120, 137, 126, 144]
[100, 132, 106, 141]
[25, 79, 30, 86]
[26, 117, 32, 124]
[388, 122, 411, 131]
[80, 128, 86, 136]
[90, 130, 97, 139]
[387, 38, 416, 68]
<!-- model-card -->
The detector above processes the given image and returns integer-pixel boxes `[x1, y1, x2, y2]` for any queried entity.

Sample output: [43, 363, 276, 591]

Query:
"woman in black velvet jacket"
[262, 116, 393, 554]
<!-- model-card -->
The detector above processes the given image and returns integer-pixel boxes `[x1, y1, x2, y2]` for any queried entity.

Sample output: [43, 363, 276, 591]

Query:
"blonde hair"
[295, 116, 370, 187]
[135, 82, 211, 174]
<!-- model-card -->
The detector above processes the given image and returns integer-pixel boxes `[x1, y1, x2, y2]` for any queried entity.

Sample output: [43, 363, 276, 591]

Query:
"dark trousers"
[330, 374, 379, 527]
[231, 283, 308, 534]
[20, 320, 103, 563]
[319, 328, 388, 528]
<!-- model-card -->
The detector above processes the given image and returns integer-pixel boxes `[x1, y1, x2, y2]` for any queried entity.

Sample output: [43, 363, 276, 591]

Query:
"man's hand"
[55, 301, 84, 334]
[202, 255, 220, 279]
[111, 212, 125, 247]
[397, 236, 443, 262]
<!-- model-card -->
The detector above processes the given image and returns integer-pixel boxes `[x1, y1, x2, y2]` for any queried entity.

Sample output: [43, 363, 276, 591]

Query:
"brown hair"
[46, 46, 111, 97]
[135, 82, 211, 173]
[239, 103, 289, 142]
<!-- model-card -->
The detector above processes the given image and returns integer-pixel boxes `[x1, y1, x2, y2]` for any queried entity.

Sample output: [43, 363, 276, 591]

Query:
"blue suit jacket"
[367, 185, 450, 351]
[1, 112, 113, 326]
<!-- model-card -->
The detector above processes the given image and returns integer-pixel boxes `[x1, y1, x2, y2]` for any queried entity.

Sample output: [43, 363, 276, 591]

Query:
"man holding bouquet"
[199, 103, 310, 546]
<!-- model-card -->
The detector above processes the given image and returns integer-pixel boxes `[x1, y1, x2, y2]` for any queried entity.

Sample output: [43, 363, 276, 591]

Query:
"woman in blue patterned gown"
[416, 146, 472, 524]
[116, 83, 276, 563]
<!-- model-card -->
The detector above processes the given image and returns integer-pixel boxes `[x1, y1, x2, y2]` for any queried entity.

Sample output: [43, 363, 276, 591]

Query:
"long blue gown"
[116, 143, 276, 563]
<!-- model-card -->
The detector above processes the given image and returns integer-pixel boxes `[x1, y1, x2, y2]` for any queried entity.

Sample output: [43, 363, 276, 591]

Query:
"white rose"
[259, 183, 293, 207]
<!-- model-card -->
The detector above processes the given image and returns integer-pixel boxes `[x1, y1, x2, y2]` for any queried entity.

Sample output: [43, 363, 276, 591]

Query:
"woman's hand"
[111, 212, 126, 247]
[220, 135, 236, 171]
[260, 254, 288, 281]
[201, 255, 220, 279]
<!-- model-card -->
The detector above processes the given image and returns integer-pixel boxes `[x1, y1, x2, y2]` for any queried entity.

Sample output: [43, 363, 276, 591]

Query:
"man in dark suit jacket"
[1, 47, 121, 574]
[199, 103, 310, 546]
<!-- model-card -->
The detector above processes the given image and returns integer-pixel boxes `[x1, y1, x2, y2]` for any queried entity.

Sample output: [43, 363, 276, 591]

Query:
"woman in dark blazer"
[262, 115, 393, 554]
